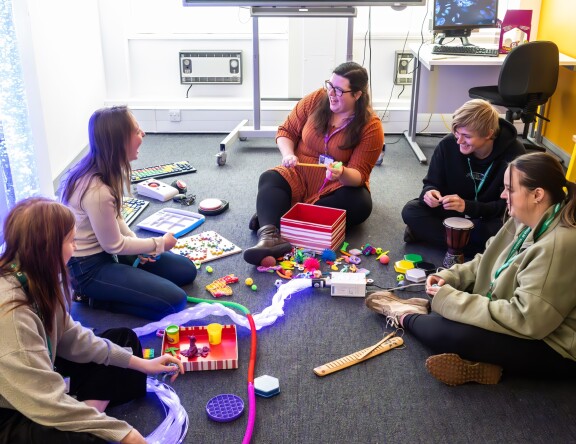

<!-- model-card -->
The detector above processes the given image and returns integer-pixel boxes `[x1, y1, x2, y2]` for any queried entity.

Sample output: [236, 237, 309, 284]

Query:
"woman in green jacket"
[366, 152, 576, 385]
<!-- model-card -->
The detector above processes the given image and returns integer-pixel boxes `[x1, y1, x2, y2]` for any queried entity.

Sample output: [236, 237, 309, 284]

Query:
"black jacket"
[419, 118, 526, 219]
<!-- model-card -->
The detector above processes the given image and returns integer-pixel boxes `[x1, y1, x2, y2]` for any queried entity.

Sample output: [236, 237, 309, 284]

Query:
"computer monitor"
[432, 0, 499, 45]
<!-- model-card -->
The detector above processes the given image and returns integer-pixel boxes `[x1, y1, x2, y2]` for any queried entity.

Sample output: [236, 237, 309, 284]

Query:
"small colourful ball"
[245, 278, 254, 286]
[251, 284, 258, 291]
[260, 255, 277, 267]
[397, 280, 406, 290]
[303, 257, 321, 271]
[396, 274, 405, 282]
[206, 266, 213, 273]
[379, 255, 390, 265]
[274, 279, 283, 288]
[321, 249, 337, 262]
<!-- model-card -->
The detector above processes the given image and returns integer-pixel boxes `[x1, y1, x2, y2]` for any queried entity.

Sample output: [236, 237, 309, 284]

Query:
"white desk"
[405, 43, 576, 164]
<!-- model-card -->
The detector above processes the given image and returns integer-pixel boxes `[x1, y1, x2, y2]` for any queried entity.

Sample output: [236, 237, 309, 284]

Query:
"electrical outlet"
[381, 111, 390, 122]
[394, 51, 414, 86]
[168, 110, 181, 122]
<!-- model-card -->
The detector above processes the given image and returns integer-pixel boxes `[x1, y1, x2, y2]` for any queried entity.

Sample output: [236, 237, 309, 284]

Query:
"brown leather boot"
[248, 213, 260, 231]
[243, 225, 292, 265]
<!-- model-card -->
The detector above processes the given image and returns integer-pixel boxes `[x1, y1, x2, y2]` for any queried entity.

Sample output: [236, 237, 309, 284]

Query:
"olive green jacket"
[432, 205, 576, 361]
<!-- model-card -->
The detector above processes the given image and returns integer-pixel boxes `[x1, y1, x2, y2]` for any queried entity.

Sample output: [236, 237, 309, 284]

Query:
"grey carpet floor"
[71, 133, 576, 444]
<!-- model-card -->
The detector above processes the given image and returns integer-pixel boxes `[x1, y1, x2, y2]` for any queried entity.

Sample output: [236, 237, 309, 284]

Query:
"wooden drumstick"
[297, 163, 326, 168]
[356, 331, 396, 360]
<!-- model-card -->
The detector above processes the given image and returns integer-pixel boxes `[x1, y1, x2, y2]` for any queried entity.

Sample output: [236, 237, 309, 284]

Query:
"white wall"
[101, 1, 432, 106]
[14, 0, 106, 187]
[100, 0, 519, 136]
[15, 0, 106, 186]
[15, 0, 537, 183]
[99, 1, 438, 135]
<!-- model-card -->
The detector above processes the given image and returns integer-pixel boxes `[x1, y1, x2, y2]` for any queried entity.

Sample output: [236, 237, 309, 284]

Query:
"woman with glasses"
[401, 99, 525, 256]
[60, 106, 197, 320]
[244, 62, 384, 265]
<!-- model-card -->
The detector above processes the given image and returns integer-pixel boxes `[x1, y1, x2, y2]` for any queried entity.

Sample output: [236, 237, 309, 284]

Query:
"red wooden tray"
[161, 325, 238, 371]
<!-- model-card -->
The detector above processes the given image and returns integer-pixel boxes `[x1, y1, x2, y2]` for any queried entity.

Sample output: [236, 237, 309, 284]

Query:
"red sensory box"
[161, 325, 238, 372]
[280, 203, 346, 254]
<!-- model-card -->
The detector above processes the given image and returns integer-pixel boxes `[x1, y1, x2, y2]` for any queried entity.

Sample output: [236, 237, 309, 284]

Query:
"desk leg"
[217, 14, 275, 166]
[403, 55, 427, 164]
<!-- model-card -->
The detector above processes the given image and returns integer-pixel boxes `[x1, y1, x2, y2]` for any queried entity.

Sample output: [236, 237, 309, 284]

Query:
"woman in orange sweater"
[244, 62, 384, 265]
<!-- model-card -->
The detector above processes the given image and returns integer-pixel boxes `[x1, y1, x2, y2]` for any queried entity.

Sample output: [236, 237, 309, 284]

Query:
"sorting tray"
[161, 325, 238, 372]
[136, 208, 205, 237]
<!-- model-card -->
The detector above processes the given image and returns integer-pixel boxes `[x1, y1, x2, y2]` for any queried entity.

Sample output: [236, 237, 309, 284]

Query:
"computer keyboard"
[432, 45, 499, 57]
[121, 197, 149, 226]
[130, 160, 197, 183]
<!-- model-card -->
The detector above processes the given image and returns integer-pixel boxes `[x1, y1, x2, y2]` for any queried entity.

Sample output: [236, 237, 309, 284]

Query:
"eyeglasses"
[324, 80, 354, 97]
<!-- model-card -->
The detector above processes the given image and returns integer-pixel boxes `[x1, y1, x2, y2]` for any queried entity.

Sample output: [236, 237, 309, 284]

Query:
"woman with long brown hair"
[244, 61, 384, 265]
[60, 106, 196, 320]
[0, 198, 184, 444]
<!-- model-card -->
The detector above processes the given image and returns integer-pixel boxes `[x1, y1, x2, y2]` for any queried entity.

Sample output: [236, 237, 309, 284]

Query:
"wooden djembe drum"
[442, 217, 474, 268]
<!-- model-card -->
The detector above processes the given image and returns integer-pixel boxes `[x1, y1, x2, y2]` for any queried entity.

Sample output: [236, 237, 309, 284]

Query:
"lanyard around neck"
[486, 203, 561, 299]
[467, 158, 494, 201]
[324, 115, 353, 154]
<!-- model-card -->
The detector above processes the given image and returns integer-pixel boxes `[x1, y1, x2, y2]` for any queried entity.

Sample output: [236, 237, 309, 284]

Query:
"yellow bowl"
[394, 260, 415, 274]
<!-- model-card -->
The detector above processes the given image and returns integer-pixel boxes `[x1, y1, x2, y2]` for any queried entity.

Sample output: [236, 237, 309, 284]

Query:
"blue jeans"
[67, 251, 196, 320]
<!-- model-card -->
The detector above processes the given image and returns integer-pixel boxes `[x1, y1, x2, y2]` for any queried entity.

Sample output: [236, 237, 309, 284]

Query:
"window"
[0, 0, 41, 242]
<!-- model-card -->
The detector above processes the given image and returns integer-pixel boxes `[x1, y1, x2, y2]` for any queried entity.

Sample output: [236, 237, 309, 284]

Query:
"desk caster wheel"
[216, 151, 227, 166]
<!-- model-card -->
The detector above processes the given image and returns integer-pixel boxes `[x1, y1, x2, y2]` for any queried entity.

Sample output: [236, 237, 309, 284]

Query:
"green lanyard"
[486, 203, 561, 300]
[467, 158, 494, 201]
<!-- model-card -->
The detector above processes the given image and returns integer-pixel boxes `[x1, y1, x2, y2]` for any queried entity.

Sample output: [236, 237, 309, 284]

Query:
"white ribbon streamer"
[133, 278, 313, 337]
[145, 377, 189, 444]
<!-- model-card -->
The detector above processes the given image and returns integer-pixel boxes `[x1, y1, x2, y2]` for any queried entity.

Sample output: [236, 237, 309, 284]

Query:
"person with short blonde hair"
[401, 99, 525, 255]
[451, 98, 500, 138]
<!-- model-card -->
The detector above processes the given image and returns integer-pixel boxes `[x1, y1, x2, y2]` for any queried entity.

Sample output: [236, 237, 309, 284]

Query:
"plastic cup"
[165, 324, 180, 345]
[207, 323, 223, 345]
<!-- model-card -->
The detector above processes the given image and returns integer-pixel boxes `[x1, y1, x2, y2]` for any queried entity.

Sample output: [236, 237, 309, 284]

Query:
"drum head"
[443, 217, 474, 230]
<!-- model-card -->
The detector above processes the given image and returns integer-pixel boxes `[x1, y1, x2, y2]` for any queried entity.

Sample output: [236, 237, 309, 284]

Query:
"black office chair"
[468, 41, 559, 151]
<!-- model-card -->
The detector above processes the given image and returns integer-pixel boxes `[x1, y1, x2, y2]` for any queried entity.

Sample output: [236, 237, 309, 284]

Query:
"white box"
[136, 179, 178, 202]
[329, 272, 366, 297]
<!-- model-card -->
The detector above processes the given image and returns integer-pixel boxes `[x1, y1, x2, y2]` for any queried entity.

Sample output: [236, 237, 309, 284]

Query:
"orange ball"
[260, 255, 277, 267]
[379, 254, 390, 265]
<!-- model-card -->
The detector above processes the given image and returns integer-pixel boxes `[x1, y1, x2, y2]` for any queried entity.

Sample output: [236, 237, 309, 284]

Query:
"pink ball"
[379, 255, 390, 265]
[260, 255, 277, 267]
[303, 257, 321, 271]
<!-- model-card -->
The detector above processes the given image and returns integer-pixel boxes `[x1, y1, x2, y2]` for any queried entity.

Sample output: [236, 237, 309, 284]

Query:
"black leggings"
[401, 198, 503, 255]
[403, 312, 576, 378]
[256, 170, 373, 228]
[0, 328, 146, 444]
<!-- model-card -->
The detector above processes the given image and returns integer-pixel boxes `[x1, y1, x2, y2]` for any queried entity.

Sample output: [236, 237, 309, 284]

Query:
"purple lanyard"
[323, 116, 354, 154]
